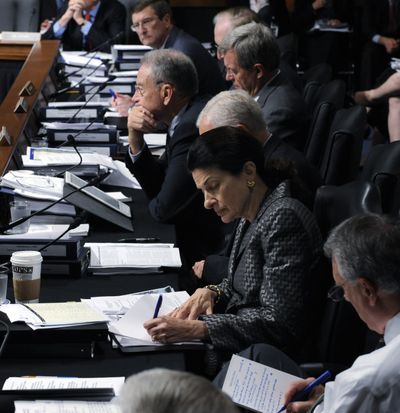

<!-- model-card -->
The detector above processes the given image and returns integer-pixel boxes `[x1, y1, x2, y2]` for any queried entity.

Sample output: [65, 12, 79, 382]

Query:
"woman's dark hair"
[187, 126, 265, 178]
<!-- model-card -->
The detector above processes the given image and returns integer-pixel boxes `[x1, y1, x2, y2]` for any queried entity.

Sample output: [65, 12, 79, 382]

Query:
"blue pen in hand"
[276, 370, 331, 413]
[153, 294, 163, 318]
[109, 88, 117, 99]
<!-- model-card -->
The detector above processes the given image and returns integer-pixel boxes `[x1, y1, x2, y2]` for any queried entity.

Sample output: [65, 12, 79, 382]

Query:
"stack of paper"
[85, 243, 181, 275]
[4, 376, 124, 393]
[108, 291, 190, 346]
[14, 401, 121, 413]
[0, 224, 89, 241]
[0, 302, 109, 330]
[0, 170, 65, 200]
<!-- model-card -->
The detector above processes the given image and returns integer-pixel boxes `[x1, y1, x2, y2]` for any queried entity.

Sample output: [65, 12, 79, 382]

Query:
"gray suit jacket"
[201, 181, 322, 354]
[258, 72, 309, 151]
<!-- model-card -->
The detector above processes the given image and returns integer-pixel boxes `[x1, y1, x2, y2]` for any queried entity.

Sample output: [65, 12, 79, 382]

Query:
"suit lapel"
[229, 182, 290, 274]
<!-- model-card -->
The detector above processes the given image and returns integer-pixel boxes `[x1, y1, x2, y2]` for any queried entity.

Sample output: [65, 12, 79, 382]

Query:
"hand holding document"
[222, 355, 300, 413]
[108, 291, 190, 346]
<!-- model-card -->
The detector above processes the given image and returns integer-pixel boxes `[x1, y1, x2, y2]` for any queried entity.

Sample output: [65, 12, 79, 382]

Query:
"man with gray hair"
[115, 368, 239, 413]
[125, 49, 224, 271]
[215, 213, 400, 412]
[220, 22, 309, 151]
[193, 89, 322, 283]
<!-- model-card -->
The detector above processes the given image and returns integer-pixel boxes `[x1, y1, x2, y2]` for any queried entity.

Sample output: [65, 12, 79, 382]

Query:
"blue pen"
[109, 88, 117, 99]
[153, 294, 163, 318]
[276, 370, 331, 413]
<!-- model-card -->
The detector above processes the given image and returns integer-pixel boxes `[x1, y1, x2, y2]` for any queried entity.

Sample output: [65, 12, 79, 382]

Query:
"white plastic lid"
[10, 251, 43, 265]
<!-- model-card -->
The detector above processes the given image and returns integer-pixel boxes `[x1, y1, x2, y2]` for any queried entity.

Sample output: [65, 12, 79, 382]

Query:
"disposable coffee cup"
[10, 251, 42, 304]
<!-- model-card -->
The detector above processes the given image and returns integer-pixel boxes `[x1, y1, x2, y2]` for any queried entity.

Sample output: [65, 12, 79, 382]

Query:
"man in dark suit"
[193, 89, 322, 284]
[360, 0, 400, 89]
[125, 49, 225, 271]
[220, 22, 309, 151]
[131, 0, 224, 97]
[42, 0, 126, 52]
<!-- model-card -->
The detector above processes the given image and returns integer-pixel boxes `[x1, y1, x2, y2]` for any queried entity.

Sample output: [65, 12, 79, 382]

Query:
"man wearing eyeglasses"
[42, 0, 126, 52]
[125, 48, 225, 280]
[130, 0, 224, 97]
[214, 213, 400, 412]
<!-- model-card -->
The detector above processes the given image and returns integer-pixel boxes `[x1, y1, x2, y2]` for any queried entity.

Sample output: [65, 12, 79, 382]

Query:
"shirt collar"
[168, 103, 188, 137]
[384, 312, 400, 345]
[254, 69, 281, 100]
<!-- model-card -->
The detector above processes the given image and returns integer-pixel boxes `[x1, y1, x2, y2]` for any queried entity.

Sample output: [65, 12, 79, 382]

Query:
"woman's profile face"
[192, 166, 252, 223]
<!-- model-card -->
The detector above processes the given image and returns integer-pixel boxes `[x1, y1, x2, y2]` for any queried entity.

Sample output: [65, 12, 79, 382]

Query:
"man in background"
[42, 0, 126, 52]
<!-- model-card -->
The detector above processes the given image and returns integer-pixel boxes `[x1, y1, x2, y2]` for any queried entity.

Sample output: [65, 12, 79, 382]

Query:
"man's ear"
[161, 82, 173, 105]
[359, 277, 378, 305]
[253, 63, 266, 80]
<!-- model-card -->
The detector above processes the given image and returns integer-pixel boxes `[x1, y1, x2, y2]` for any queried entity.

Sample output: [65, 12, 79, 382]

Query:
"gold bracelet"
[205, 284, 221, 304]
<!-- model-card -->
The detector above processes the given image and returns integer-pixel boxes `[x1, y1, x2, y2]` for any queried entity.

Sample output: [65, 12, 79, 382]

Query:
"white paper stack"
[85, 243, 181, 275]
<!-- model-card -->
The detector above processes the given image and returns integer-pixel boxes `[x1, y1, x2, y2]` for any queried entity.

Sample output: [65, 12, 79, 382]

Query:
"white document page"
[86, 243, 181, 268]
[4, 376, 125, 395]
[42, 122, 116, 131]
[222, 355, 300, 413]
[60, 52, 106, 69]
[0, 224, 88, 240]
[108, 291, 189, 343]
[14, 400, 121, 413]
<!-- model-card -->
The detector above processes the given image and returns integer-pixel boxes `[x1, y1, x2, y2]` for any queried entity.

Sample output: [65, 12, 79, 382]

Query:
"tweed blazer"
[201, 181, 322, 354]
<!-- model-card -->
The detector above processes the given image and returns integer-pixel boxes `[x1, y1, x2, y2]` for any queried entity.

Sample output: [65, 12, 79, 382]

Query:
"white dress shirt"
[315, 312, 400, 412]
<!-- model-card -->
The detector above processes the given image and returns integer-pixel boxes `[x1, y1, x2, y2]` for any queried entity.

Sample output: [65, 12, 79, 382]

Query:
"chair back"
[319, 105, 366, 185]
[361, 141, 400, 215]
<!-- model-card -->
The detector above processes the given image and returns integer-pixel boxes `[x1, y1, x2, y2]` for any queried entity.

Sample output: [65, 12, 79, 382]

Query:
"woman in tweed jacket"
[145, 126, 322, 357]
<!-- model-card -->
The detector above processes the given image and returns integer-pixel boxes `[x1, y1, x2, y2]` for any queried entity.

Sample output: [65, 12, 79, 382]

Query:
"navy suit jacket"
[42, 0, 126, 52]
[165, 26, 224, 97]
[257, 72, 309, 151]
[125, 96, 225, 267]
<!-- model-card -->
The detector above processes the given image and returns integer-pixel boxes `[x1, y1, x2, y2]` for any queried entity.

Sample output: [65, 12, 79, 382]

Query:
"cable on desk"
[0, 319, 10, 358]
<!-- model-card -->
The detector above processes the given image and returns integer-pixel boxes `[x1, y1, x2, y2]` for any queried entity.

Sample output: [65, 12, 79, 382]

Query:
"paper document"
[3, 376, 125, 395]
[0, 302, 108, 328]
[86, 243, 181, 270]
[222, 355, 300, 413]
[82, 286, 174, 316]
[42, 122, 116, 131]
[14, 400, 121, 413]
[60, 52, 106, 69]
[0, 171, 64, 198]
[0, 224, 88, 240]
[108, 291, 190, 345]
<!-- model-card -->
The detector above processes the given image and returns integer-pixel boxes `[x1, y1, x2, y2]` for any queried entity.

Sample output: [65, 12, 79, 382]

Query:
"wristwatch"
[205, 284, 221, 304]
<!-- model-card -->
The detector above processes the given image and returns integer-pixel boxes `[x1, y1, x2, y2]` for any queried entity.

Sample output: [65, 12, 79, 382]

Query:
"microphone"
[49, 64, 103, 100]
[0, 171, 111, 234]
[58, 31, 124, 82]
[38, 210, 88, 253]
[55, 134, 83, 178]
[66, 76, 116, 123]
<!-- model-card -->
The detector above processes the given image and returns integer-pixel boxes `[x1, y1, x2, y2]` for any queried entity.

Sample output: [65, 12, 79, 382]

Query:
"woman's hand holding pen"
[111, 92, 132, 116]
[144, 317, 208, 343]
[170, 288, 215, 320]
[283, 378, 325, 413]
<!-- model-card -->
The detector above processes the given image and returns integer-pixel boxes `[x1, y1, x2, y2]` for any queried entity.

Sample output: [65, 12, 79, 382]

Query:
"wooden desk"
[0, 40, 59, 176]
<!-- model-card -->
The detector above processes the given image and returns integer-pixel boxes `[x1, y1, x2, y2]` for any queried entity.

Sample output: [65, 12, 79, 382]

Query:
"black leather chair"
[360, 141, 400, 215]
[319, 105, 366, 185]
[298, 180, 383, 377]
[304, 79, 346, 168]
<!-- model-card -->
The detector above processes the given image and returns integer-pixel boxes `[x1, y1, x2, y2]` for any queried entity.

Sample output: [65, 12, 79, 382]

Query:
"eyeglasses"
[134, 81, 172, 97]
[327, 284, 345, 302]
[131, 16, 158, 32]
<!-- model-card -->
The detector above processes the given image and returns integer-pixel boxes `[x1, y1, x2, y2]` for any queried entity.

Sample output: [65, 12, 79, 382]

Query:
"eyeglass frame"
[130, 16, 159, 32]
[327, 284, 345, 302]
[134, 81, 174, 98]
